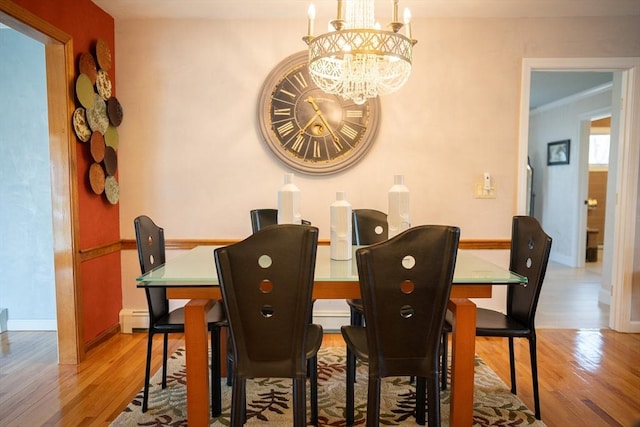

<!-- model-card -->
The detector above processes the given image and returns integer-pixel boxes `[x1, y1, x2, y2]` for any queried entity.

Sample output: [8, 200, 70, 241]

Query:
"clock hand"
[298, 111, 321, 135]
[305, 96, 343, 149]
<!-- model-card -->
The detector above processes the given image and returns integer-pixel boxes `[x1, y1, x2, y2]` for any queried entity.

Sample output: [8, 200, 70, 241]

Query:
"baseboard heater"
[120, 308, 349, 333]
[119, 309, 150, 333]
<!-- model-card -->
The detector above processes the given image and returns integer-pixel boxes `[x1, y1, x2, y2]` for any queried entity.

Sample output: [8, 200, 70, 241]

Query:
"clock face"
[258, 51, 381, 175]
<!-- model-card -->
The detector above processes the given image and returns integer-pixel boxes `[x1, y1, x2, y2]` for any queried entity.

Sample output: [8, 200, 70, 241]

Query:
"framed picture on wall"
[547, 139, 570, 165]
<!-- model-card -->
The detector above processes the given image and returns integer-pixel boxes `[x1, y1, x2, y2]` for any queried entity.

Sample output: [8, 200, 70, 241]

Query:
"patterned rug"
[111, 347, 546, 426]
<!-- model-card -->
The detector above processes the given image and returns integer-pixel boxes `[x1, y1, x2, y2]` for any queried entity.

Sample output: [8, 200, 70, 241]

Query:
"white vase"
[277, 173, 301, 224]
[330, 191, 352, 260]
[388, 174, 410, 238]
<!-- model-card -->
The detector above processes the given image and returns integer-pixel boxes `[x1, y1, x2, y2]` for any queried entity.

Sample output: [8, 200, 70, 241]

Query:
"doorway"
[519, 58, 640, 333]
[0, 6, 82, 363]
[0, 25, 57, 333]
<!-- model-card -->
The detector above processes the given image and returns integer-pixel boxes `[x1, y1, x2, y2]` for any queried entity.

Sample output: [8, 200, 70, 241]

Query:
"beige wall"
[115, 15, 640, 315]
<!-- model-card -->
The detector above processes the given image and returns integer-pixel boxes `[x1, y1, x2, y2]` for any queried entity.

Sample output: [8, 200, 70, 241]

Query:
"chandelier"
[303, 0, 416, 105]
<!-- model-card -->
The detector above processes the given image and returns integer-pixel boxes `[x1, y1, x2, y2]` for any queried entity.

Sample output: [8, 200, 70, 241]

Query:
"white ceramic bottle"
[388, 174, 410, 238]
[330, 191, 352, 260]
[277, 173, 302, 224]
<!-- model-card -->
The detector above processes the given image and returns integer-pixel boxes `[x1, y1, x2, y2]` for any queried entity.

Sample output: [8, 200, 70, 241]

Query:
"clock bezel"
[258, 51, 381, 175]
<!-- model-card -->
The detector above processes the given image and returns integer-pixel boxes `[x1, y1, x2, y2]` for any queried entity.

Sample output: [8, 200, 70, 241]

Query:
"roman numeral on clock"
[340, 124, 358, 140]
[276, 121, 295, 137]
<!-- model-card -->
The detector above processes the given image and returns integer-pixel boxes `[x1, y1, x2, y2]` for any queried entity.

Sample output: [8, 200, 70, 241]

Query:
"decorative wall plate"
[104, 125, 119, 150]
[86, 93, 109, 134]
[79, 52, 98, 84]
[96, 69, 112, 100]
[89, 162, 105, 194]
[96, 38, 112, 71]
[103, 146, 118, 176]
[90, 131, 106, 162]
[107, 97, 123, 126]
[73, 108, 92, 142]
[104, 176, 119, 204]
[75, 73, 95, 109]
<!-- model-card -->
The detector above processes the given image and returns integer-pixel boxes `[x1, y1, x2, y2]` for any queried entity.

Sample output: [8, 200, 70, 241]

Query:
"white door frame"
[518, 57, 640, 333]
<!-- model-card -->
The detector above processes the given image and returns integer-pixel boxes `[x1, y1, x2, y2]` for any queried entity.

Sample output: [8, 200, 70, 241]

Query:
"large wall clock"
[258, 51, 381, 175]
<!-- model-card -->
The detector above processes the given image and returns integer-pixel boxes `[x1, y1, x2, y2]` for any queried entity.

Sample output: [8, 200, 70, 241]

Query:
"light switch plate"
[474, 183, 496, 199]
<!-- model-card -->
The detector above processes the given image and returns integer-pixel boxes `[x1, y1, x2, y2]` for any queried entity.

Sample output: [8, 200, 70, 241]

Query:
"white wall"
[528, 87, 613, 266]
[0, 28, 56, 330]
[114, 15, 640, 324]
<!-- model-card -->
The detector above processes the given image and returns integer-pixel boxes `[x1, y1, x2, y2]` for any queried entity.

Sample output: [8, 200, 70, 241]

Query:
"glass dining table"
[137, 245, 526, 427]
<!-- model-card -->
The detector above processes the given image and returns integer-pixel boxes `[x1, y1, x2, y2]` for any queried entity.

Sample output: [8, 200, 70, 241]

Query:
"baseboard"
[598, 287, 611, 306]
[628, 321, 640, 333]
[0, 308, 7, 332]
[6, 319, 57, 331]
[86, 324, 120, 352]
[119, 308, 150, 333]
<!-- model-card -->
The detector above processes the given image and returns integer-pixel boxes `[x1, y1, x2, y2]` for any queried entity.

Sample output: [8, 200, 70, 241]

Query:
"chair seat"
[153, 301, 225, 333]
[340, 325, 369, 362]
[306, 324, 324, 358]
[476, 308, 531, 337]
[444, 308, 531, 337]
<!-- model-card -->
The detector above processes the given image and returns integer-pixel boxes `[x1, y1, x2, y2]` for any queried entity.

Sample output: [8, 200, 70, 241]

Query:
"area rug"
[111, 347, 545, 426]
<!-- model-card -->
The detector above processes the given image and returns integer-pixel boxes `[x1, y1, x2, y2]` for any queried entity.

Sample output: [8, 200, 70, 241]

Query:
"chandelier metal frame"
[303, 0, 417, 104]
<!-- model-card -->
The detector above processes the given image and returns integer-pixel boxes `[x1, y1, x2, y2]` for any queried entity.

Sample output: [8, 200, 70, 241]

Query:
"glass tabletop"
[137, 245, 527, 287]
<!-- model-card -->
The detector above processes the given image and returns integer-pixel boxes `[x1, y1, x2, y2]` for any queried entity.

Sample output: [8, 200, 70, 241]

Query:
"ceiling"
[529, 72, 613, 110]
[91, 0, 640, 20]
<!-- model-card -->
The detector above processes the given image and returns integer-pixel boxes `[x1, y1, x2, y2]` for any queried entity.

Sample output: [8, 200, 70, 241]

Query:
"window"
[589, 134, 610, 165]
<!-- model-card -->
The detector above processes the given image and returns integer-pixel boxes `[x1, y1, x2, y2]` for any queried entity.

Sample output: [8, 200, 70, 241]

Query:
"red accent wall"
[12, 0, 122, 344]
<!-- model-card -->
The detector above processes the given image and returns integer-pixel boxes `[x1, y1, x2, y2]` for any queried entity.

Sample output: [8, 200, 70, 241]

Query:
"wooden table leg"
[185, 299, 214, 427]
[447, 298, 477, 427]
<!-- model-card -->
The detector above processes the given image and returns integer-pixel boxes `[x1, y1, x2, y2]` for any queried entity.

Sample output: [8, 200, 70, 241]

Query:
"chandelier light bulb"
[404, 8, 412, 39]
[307, 4, 316, 37]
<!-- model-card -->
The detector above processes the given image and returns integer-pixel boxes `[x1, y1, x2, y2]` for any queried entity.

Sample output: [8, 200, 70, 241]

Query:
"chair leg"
[211, 328, 222, 417]
[161, 333, 169, 388]
[529, 336, 541, 420]
[293, 377, 307, 427]
[441, 332, 448, 390]
[415, 377, 426, 425]
[345, 348, 356, 426]
[427, 375, 441, 427]
[230, 376, 245, 427]
[142, 332, 154, 413]
[508, 337, 517, 395]
[366, 375, 381, 427]
[309, 355, 319, 426]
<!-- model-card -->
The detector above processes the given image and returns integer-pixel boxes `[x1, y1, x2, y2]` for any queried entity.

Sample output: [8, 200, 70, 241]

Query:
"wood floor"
[1, 329, 639, 427]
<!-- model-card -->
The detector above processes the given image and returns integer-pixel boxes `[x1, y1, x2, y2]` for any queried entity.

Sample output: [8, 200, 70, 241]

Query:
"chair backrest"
[250, 209, 278, 233]
[214, 224, 319, 378]
[250, 208, 311, 233]
[134, 215, 169, 324]
[355, 225, 460, 378]
[507, 215, 553, 328]
[352, 209, 388, 245]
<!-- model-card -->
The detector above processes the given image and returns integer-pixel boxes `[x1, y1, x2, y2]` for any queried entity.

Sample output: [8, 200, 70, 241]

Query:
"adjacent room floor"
[536, 248, 608, 329]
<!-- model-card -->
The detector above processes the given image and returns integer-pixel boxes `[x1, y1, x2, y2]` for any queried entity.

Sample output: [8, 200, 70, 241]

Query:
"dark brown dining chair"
[342, 225, 460, 426]
[346, 209, 389, 327]
[214, 224, 323, 427]
[442, 215, 552, 419]
[134, 215, 226, 416]
[250, 208, 310, 233]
